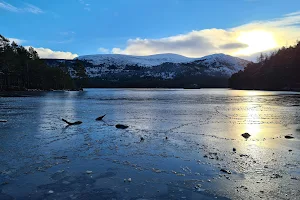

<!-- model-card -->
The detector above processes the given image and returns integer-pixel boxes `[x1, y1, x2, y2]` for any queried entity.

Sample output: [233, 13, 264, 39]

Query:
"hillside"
[229, 41, 300, 91]
[44, 53, 250, 88]
[78, 53, 195, 67]
[77, 53, 249, 77]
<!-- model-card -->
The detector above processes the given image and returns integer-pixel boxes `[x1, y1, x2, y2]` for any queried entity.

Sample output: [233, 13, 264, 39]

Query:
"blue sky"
[1, 0, 300, 60]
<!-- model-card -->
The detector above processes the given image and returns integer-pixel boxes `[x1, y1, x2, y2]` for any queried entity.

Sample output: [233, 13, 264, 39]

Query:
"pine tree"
[11, 41, 18, 53]
[74, 60, 88, 88]
[0, 34, 75, 91]
[257, 53, 265, 63]
[28, 47, 39, 60]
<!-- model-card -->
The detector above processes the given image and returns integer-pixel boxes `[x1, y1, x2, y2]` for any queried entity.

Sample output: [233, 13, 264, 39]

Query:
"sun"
[235, 30, 278, 55]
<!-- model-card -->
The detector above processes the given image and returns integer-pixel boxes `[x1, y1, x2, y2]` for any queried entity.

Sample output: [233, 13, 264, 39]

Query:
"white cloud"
[285, 11, 300, 17]
[108, 29, 245, 58]
[238, 48, 277, 62]
[8, 38, 26, 45]
[111, 48, 122, 54]
[23, 3, 43, 14]
[106, 11, 300, 61]
[0, 1, 18, 12]
[78, 0, 91, 11]
[98, 47, 109, 53]
[27, 47, 78, 59]
[0, 1, 43, 14]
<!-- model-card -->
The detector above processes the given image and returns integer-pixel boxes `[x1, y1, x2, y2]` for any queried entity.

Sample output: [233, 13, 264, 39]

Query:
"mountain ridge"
[77, 53, 250, 69]
[43, 53, 251, 88]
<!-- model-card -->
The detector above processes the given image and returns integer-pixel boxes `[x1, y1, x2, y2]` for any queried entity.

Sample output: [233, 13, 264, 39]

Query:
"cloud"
[285, 11, 300, 17]
[111, 48, 122, 54]
[0, 1, 18, 12]
[105, 11, 300, 61]
[107, 29, 241, 57]
[23, 3, 43, 14]
[98, 47, 109, 53]
[0, 1, 43, 14]
[8, 38, 26, 45]
[238, 48, 277, 62]
[27, 47, 78, 59]
[219, 42, 249, 49]
[78, 0, 91, 11]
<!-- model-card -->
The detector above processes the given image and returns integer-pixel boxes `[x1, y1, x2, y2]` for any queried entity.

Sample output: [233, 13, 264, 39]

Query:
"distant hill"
[44, 53, 250, 88]
[229, 41, 300, 91]
[77, 53, 195, 67]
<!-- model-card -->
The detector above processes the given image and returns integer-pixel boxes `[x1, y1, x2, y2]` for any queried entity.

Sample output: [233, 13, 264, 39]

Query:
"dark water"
[0, 89, 299, 199]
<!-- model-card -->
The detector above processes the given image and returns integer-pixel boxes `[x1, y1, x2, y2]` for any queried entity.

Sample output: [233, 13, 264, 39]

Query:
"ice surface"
[0, 89, 299, 199]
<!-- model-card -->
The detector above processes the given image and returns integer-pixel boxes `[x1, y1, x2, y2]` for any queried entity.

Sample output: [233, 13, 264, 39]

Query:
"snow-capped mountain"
[43, 53, 251, 88]
[77, 53, 196, 67]
[76, 53, 250, 78]
[189, 53, 251, 77]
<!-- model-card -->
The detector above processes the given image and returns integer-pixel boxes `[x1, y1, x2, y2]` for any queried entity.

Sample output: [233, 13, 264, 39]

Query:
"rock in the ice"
[241, 133, 251, 139]
[1, 182, 9, 185]
[62, 118, 82, 125]
[284, 135, 294, 139]
[233, 148, 236, 152]
[271, 173, 282, 179]
[220, 169, 232, 174]
[116, 124, 129, 129]
[95, 114, 106, 121]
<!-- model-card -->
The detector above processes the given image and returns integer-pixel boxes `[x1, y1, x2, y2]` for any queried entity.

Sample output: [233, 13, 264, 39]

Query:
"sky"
[1, 0, 300, 61]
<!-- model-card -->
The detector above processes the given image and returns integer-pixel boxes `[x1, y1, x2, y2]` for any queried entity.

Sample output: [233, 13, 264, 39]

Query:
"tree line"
[229, 41, 300, 91]
[0, 34, 87, 91]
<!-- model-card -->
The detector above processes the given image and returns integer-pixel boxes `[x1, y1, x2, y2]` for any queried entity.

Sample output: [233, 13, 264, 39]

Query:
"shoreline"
[0, 88, 83, 92]
[1, 87, 300, 93]
[229, 87, 300, 92]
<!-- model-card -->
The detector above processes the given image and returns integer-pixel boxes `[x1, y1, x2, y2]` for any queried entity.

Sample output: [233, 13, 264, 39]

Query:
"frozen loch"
[0, 89, 299, 199]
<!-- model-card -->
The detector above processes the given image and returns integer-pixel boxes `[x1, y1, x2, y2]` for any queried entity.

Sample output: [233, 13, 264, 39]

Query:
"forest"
[229, 41, 300, 91]
[0, 34, 86, 91]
